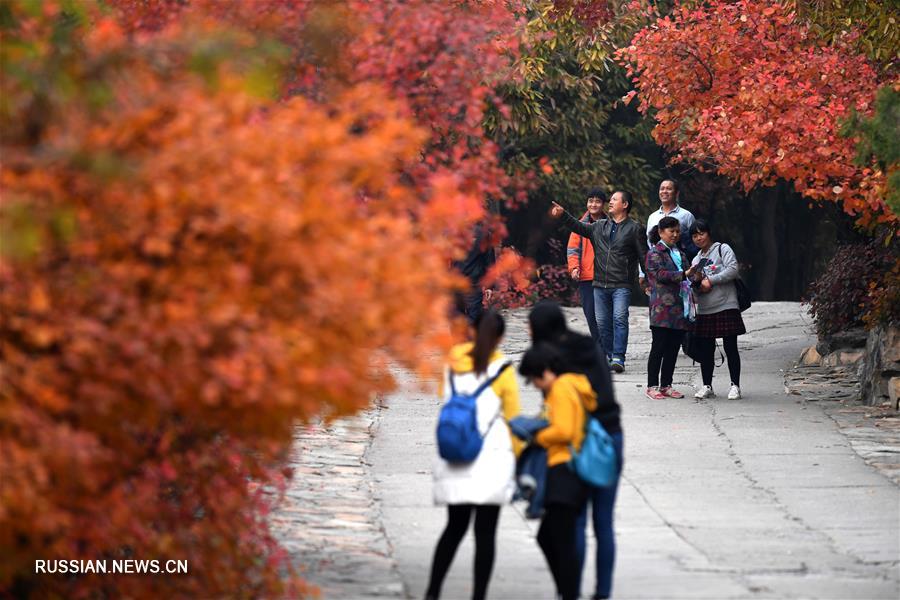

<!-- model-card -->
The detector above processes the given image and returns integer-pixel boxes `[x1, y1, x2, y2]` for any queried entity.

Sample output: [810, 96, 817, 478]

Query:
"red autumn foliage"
[618, 0, 894, 225]
[110, 0, 312, 36]
[0, 1, 504, 596]
[553, 0, 614, 29]
[490, 261, 580, 309]
[342, 0, 530, 255]
[111, 0, 529, 245]
[348, 1, 522, 201]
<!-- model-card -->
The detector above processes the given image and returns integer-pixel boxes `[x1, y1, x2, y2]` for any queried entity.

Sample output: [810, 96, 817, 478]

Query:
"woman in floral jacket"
[644, 216, 700, 400]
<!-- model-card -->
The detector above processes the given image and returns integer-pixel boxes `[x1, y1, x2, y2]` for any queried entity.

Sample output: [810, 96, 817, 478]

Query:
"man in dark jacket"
[550, 191, 647, 372]
[452, 223, 495, 323]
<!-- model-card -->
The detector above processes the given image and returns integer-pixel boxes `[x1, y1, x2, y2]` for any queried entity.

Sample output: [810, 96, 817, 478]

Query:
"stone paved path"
[274, 302, 900, 599]
[272, 412, 404, 598]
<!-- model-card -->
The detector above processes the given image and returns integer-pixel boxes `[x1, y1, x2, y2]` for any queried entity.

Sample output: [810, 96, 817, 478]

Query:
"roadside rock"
[800, 345, 821, 366]
[860, 324, 900, 406]
[890, 377, 900, 410]
[816, 326, 868, 355]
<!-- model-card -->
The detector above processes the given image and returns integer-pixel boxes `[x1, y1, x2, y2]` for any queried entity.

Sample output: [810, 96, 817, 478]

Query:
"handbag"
[682, 331, 702, 362]
[682, 331, 725, 365]
[569, 417, 617, 488]
[735, 277, 752, 312]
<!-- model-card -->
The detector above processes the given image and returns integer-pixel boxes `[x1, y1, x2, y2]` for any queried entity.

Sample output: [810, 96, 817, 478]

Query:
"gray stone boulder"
[859, 324, 900, 407]
[816, 326, 869, 355]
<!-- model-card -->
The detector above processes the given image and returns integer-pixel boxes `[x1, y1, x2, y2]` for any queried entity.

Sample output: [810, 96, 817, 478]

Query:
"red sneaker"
[645, 387, 666, 400]
[659, 386, 684, 399]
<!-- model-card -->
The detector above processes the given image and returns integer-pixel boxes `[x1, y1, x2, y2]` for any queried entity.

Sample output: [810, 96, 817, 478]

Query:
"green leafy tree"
[788, 0, 899, 75]
[487, 0, 663, 223]
[842, 85, 900, 225]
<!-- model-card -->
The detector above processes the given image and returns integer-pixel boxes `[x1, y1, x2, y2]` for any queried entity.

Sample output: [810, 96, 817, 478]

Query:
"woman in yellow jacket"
[519, 342, 596, 600]
[427, 309, 522, 600]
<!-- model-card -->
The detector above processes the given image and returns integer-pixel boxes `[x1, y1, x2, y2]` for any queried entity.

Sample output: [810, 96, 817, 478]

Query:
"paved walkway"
[276, 302, 900, 599]
[272, 413, 404, 598]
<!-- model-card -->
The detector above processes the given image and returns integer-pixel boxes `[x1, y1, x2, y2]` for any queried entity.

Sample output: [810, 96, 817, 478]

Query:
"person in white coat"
[426, 309, 522, 600]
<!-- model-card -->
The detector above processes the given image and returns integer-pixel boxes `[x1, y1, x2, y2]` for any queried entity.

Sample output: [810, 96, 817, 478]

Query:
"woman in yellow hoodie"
[427, 309, 521, 600]
[519, 342, 596, 600]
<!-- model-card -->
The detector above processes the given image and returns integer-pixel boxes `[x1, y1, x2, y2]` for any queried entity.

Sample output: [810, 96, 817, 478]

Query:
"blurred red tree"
[0, 0, 526, 596]
[111, 0, 529, 245]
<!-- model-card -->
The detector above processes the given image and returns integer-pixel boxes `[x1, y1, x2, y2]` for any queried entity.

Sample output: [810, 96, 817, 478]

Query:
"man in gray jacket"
[550, 191, 647, 372]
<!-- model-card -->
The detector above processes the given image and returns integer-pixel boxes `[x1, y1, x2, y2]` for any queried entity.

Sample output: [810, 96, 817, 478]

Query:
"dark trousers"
[425, 504, 500, 600]
[575, 432, 624, 600]
[697, 335, 741, 386]
[578, 281, 601, 348]
[647, 326, 685, 388]
[537, 502, 581, 600]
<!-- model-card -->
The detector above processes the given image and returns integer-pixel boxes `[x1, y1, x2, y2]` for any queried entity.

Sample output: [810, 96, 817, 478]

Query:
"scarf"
[663, 242, 694, 321]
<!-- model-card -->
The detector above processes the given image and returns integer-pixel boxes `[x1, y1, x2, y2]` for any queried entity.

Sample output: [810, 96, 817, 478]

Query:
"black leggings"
[697, 335, 741, 386]
[647, 326, 685, 388]
[425, 504, 500, 600]
[537, 503, 580, 600]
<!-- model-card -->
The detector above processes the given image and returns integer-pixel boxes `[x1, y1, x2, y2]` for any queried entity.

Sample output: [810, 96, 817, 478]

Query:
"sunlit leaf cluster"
[620, 0, 894, 225]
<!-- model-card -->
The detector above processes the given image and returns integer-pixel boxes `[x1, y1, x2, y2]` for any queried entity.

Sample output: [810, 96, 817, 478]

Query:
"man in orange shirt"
[566, 188, 606, 346]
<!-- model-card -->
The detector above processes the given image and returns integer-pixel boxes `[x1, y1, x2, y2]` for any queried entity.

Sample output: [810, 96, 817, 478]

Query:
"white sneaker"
[728, 384, 742, 400]
[694, 385, 715, 399]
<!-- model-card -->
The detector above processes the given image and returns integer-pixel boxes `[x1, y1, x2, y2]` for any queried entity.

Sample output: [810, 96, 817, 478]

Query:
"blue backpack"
[570, 414, 617, 488]
[436, 363, 510, 464]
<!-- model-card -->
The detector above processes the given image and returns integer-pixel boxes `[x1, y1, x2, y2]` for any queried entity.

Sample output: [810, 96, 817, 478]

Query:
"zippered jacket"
[560, 210, 648, 289]
[691, 242, 740, 314]
[535, 373, 596, 467]
[566, 211, 596, 281]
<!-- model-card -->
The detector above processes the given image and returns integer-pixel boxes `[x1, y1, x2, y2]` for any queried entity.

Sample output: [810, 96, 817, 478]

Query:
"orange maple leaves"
[0, 1, 499, 597]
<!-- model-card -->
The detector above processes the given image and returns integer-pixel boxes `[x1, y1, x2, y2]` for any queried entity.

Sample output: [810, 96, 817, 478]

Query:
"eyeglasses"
[587, 199, 603, 204]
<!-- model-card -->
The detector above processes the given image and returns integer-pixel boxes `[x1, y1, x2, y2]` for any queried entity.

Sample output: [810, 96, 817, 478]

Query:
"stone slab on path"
[272, 413, 405, 598]
[785, 363, 900, 486]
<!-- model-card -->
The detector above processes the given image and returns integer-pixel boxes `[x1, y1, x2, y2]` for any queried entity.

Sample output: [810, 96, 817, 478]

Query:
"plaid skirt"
[693, 309, 746, 338]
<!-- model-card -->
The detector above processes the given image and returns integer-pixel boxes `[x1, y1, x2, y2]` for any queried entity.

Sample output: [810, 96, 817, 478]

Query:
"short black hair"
[615, 190, 633, 213]
[689, 218, 710, 237]
[585, 187, 607, 202]
[658, 215, 680, 231]
[518, 343, 565, 378]
[648, 225, 660, 245]
[662, 179, 679, 195]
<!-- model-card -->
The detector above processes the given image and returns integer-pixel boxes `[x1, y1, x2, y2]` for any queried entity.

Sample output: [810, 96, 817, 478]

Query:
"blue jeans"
[578, 281, 601, 347]
[575, 431, 624, 600]
[593, 287, 631, 362]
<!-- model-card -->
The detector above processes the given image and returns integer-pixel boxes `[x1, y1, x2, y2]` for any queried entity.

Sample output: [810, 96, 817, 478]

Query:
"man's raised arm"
[550, 201, 594, 238]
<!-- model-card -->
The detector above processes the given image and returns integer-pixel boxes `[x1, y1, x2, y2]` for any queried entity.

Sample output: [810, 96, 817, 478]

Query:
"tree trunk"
[757, 186, 779, 301]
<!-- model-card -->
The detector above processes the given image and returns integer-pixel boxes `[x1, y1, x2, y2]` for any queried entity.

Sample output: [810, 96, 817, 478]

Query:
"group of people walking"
[556, 179, 746, 400]
[427, 304, 623, 600]
[425, 180, 749, 599]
